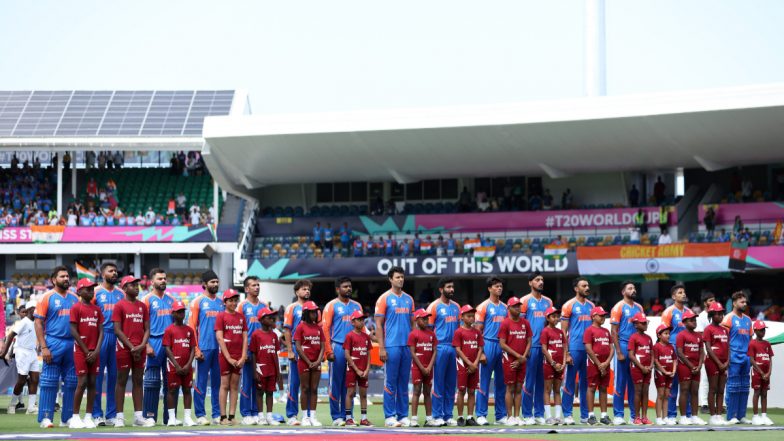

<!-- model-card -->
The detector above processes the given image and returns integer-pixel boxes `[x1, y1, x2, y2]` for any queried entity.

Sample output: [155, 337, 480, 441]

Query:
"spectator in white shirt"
[135, 212, 145, 226]
[144, 207, 156, 225]
[658, 231, 672, 245]
[189, 207, 201, 225]
[208, 206, 217, 224]
[66, 210, 78, 226]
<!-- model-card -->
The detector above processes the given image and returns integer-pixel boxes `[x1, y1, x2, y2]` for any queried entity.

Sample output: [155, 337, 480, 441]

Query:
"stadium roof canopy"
[202, 83, 784, 198]
[0, 90, 246, 151]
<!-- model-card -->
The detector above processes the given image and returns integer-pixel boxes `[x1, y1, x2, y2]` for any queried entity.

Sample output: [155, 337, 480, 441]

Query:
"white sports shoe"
[475, 416, 489, 426]
[40, 418, 54, 428]
[332, 418, 345, 426]
[613, 417, 627, 425]
[113, 417, 125, 428]
[267, 415, 280, 426]
[691, 416, 707, 425]
[563, 416, 576, 425]
[740, 417, 752, 424]
[425, 418, 440, 427]
[196, 416, 210, 425]
[167, 417, 183, 427]
[535, 417, 546, 425]
[665, 417, 677, 425]
[300, 416, 312, 426]
[183, 416, 197, 427]
[496, 416, 508, 425]
[241, 416, 256, 425]
[709, 415, 722, 425]
[398, 417, 411, 427]
[7, 405, 16, 415]
[726, 418, 739, 425]
[310, 416, 323, 427]
[445, 418, 458, 426]
[26, 406, 39, 415]
[256, 415, 267, 425]
[655, 417, 665, 425]
[82, 416, 96, 429]
[144, 418, 155, 427]
[68, 416, 85, 429]
[751, 415, 764, 426]
[211, 417, 222, 425]
[678, 416, 692, 425]
[524, 417, 536, 425]
[762, 415, 774, 426]
[287, 417, 301, 426]
[385, 417, 402, 427]
[505, 417, 518, 426]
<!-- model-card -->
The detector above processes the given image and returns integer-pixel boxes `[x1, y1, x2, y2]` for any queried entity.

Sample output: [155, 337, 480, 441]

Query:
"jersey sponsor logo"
[58, 309, 71, 317]
[204, 310, 219, 318]
[508, 329, 528, 340]
[531, 311, 545, 319]
[156, 309, 171, 316]
[394, 307, 410, 314]
[256, 343, 277, 353]
[173, 338, 191, 346]
[80, 315, 100, 327]
[125, 312, 145, 323]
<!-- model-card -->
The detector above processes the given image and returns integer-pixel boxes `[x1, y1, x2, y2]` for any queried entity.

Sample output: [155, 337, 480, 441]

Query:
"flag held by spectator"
[75, 262, 97, 281]
[464, 238, 482, 249]
[474, 246, 495, 262]
[544, 243, 568, 260]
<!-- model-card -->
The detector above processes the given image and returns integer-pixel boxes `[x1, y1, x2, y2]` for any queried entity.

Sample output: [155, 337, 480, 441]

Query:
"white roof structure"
[203, 83, 784, 198]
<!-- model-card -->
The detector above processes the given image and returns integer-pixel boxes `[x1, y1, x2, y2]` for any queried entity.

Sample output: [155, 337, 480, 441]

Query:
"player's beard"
[106, 274, 119, 285]
[206, 285, 219, 295]
[56, 280, 70, 290]
[444, 290, 454, 300]
[155, 282, 167, 291]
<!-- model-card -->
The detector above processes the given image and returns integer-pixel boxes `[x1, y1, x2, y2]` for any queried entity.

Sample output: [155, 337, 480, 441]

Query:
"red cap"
[507, 297, 521, 307]
[681, 309, 697, 320]
[222, 289, 240, 300]
[256, 307, 276, 319]
[349, 310, 365, 321]
[460, 304, 476, 315]
[656, 324, 672, 335]
[590, 306, 608, 317]
[172, 301, 186, 312]
[414, 309, 431, 319]
[544, 306, 559, 316]
[119, 275, 141, 288]
[753, 320, 767, 330]
[76, 278, 98, 291]
[708, 302, 725, 313]
[302, 301, 319, 311]
[631, 312, 648, 323]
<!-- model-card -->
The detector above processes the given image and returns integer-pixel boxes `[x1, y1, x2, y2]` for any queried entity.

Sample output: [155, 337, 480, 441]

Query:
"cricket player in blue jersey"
[426, 277, 461, 427]
[238, 275, 268, 425]
[142, 268, 175, 424]
[375, 266, 415, 427]
[560, 277, 595, 425]
[722, 291, 753, 424]
[189, 270, 225, 425]
[34, 266, 80, 428]
[92, 263, 124, 426]
[610, 281, 644, 424]
[475, 275, 508, 426]
[662, 284, 693, 423]
[323, 276, 363, 425]
[520, 272, 553, 425]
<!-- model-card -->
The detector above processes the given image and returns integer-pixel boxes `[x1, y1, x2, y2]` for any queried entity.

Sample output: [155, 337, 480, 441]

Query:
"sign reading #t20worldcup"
[0, 225, 218, 243]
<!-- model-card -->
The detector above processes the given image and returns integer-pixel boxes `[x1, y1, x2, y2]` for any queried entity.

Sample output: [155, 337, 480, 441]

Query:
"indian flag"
[576, 243, 731, 276]
[420, 242, 432, 252]
[75, 262, 98, 281]
[464, 238, 482, 250]
[544, 244, 568, 260]
[474, 246, 496, 262]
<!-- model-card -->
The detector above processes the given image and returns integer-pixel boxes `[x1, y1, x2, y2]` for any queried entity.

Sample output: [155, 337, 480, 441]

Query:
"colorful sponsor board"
[698, 202, 784, 225]
[576, 243, 731, 276]
[0, 225, 226, 243]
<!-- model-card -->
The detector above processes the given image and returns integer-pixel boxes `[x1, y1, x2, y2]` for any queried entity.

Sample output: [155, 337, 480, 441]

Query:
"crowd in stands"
[170, 151, 206, 176]
[0, 158, 57, 227]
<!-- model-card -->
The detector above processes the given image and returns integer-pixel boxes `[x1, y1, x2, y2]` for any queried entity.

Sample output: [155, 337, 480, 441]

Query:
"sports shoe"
[445, 418, 458, 426]
[762, 415, 774, 426]
[740, 417, 752, 424]
[332, 418, 345, 426]
[310, 417, 323, 427]
[7, 405, 16, 415]
[167, 417, 182, 427]
[256, 415, 267, 426]
[641, 417, 653, 425]
[398, 417, 411, 427]
[359, 418, 372, 426]
[632, 417, 643, 425]
[599, 416, 611, 425]
[408, 418, 419, 427]
[505, 417, 518, 426]
[655, 417, 665, 425]
[563, 416, 576, 425]
[144, 418, 156, 427]
[586, 416, 598, 425]
[496, 416, 508, 425]
[751, 415, 764, 426]
[385, 417, 402, 427]
[183, 416, 197, 427]
[133, 416, 147, 427]
[196, 416, 210, 425]
[545, 417, 557, 425]
[691, 415, 707, 425]
[709, 415, 722, 425]
[580, 417, 589, 424]
[425, 418, 440, 427]
[457, 417, 466, 426]
[678, 416, 692, 425]
[212, 417, 222, 425]
[68, 416, 85, 429]
[287, 416, 300, 426]
[535, 417, 546, 425]
[717, 415, 729, 425]
[113, 417, 125, 428]
[475, 416, 489, 426]
[219, 418, 230, 426]
[26, 406, 39, 415]
[726, 418, 739, 425]
[40, 418, 54, 428]
[242, 416, 256, 425]
[301, 416, 312, 426]
[345, 418, 356, 426]
[665, 417, 677, 425]
[466, 416, 478, 426]
[267, 415, 280, 426]
[82, 416, 96, 428]
[613, 416, 627, 425]
[523, 417, 536, 425]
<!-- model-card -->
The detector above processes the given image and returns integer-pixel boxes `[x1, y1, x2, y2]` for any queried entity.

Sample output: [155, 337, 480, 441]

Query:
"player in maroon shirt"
[748, 321, 774, 425]
[112, 276, 151, 427]
[540, 306, 565, 425]
[702, 302, 729, 425]
[583, 306, 613, 425]
[294, 301, 326, 426]
[408, 309, 438, 427]
[344, 310, 372, 427]
[627, 313, 653, 425]
[250, 307, 283, 426]
[498, 297, 531, 426]
[653, 324, 676, 425]
[163, 300, 196, 427]
[453, 305, 484, 426]
[214, 289, 247, 425]
[675, 309, 705, 425]
[69, 278, 103, 429]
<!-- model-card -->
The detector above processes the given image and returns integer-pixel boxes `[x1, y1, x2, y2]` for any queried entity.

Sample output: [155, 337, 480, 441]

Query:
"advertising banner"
[698, 202, 784, 225]
[746, 245, 784, 270]
[576, 243, 732, 278]
[0, 225, 223, 243]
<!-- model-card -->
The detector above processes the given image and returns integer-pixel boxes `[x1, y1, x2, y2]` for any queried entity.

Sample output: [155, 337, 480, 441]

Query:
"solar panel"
[0, 90, 235, 137]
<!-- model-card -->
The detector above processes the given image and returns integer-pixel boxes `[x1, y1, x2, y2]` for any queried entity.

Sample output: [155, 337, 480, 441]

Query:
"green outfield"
[0, 395, 781, 440]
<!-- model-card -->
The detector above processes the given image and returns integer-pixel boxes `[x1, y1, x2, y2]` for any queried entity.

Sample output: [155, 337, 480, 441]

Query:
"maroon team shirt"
[344, 330, 372, 371]
[163, 324, 196, 366]
[70, 302, 104, 352]
[408, 328, 437, 368]
[627, 332, 653, 367]
[452, 326, 484, 364]
[540, 326, 565, 365]
[499, 317, 531, 357]
[215, 311, 247, 358]
[676, 330, 702, 365]
[703, 324, 729, 362]
[748, 339, 773, 372]
[113, 299, 149, 348]
[250, 329, 280, 377]
[583, 325, 612, 364]
[294, 321, 325, 361]
[653, 342, 676, 372]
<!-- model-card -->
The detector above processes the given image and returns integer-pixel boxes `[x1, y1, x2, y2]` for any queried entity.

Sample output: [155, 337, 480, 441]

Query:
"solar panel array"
[0, 90, 235, 137]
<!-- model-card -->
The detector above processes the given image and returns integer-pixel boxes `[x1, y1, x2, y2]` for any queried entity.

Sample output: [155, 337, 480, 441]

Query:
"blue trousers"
[522, 346, 545, 418]
[383, 346, 411, 419]
[286, 357, 300, 418]
[194, 349, 221, 419]
[613, 348, 636, 419]
[93, 332, 117, 419]
[477, 340, 507, 420]
[328, 341, 351, 420]
[725, 358, 750, 421]
[432, 344, 457, 421]
[561, 350, 588, 419]
[240, 360, 259, 417]
[143, 336, 169, 423]
[38, 337, 77, 424]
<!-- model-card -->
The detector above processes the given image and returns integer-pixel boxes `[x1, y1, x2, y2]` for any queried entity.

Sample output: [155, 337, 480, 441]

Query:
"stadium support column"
[584, 0, 607, 97]
[72, 152, 77, 200]
[213, 180, 219, 226]
[56, 152, 63, 217]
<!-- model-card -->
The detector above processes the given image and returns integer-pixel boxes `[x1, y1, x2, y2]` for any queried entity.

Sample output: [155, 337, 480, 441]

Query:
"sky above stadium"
[1, 0, 783, 114]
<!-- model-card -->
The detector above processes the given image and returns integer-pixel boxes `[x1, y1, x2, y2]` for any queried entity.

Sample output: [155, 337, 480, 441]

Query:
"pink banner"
[698, 202, 784, 225]
[0, 226, 214, 243]
[0, 227, 33, 243]
[416, 206, 671, 232]
[746, 246, 784, 269]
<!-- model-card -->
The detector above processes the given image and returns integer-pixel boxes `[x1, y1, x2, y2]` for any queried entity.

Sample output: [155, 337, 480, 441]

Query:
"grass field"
[0, 395, 780, 440]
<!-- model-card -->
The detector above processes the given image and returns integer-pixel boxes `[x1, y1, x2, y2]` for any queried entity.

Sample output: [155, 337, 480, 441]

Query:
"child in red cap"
[627, 313, 653, 425]
[540, 306, 565, 425]
[113, 275, 150, 427]
[452, 304, 484, 426]
[249, 307, 282, 426]
[293, 301, 325, 426]
[653, 324, 677, 425]
[69, 279, 103, 428]
[215, 289, 248, 425]
[344, 310, 372, 427]
[408, 309, 438, 427]
[583, 306, 613, 425]
[163, 300, 196, 426]
[702, 302, 729, 425]
[675, 309, 705, 425]
[748, 320, 773, 425]
[498, 296, 531, 426]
